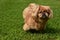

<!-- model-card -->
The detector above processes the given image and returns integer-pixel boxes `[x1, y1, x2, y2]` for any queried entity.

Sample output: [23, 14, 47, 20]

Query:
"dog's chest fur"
[26, 17, 47, 30]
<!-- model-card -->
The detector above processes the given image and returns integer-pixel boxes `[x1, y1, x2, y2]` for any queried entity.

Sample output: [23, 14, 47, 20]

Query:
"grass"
[0, 0, 60, 40]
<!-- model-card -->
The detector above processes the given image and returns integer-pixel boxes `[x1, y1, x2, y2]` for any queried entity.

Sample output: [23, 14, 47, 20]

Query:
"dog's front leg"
[23, 23, 30, 31]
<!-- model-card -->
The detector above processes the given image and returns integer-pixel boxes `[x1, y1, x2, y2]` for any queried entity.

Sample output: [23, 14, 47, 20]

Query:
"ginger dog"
[23, 3, 53, 31]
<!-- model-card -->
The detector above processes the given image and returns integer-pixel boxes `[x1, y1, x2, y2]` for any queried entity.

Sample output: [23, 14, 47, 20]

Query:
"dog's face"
[37, 5, 53, 20]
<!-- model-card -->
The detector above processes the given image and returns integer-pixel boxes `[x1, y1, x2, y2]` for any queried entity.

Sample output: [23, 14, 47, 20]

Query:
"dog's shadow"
[27, 25, 60, 34]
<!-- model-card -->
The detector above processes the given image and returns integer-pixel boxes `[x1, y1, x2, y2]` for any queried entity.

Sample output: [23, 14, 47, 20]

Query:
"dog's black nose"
[42, 13, 47, 18]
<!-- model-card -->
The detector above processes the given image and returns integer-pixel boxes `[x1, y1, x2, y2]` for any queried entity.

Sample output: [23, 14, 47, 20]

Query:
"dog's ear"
[48, 8, 53, 18]
[23, 3, 36, 19]
[28, 3, 36, 8]
[31, 5, 39, 19]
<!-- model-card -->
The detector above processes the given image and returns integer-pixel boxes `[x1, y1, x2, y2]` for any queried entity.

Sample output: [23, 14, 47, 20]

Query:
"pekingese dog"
[23, 3, 53, 31]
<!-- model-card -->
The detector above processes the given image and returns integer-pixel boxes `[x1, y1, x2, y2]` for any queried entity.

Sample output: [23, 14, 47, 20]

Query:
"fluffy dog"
[23, 3, 53, 31]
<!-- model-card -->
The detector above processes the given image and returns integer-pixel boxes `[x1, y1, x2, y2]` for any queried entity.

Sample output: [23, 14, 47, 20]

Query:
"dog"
[23, 3, 53, 31]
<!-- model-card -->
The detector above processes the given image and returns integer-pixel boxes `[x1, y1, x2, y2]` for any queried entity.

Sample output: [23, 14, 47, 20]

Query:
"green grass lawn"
[0, 0, 60, 40]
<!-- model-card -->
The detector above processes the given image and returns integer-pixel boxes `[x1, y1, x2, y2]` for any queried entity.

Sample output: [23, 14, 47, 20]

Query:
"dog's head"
[37, 5, 53, 20]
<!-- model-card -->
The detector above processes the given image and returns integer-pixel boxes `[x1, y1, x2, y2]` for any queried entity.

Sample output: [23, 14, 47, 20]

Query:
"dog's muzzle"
[42, 13, 47, 18]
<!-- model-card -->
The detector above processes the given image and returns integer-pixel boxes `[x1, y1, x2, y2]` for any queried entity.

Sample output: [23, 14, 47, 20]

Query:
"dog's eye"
[47, 12, 50, 14]
[40, 12, 42, 13]
[39, 11, 42, 13]
[43, 10, 46, 12]
[38, 11, 42, 13]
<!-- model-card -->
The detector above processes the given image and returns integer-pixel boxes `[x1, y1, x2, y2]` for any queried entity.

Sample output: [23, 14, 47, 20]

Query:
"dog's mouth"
[42, 13, 48, 19]
[37, 12, 49, 19]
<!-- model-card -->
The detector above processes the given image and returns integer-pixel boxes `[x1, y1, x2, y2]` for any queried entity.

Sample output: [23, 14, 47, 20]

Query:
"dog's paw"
[23, 24, 30, 31]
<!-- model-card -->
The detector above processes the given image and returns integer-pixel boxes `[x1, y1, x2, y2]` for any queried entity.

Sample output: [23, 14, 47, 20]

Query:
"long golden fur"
[23, 3, 53, 31]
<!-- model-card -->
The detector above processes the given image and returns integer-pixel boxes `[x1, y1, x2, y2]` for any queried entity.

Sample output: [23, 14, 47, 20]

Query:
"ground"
[0, 0, 60, 40]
